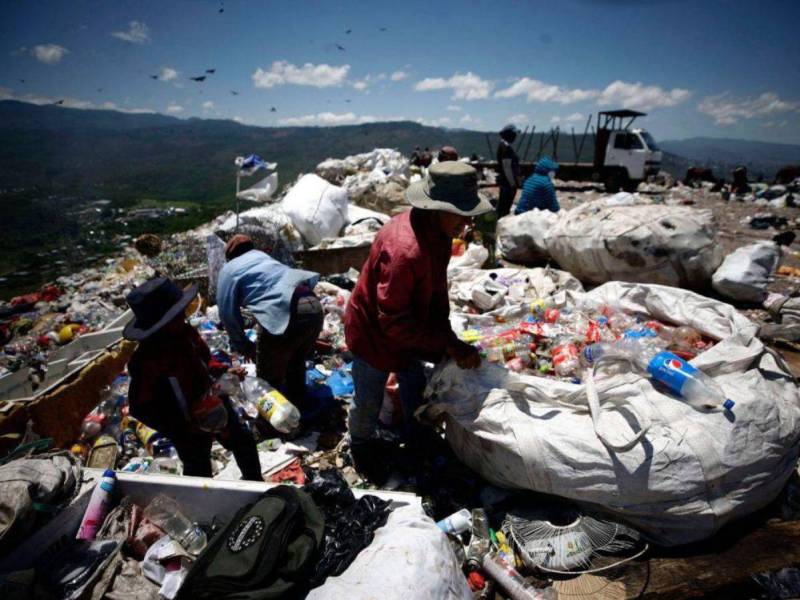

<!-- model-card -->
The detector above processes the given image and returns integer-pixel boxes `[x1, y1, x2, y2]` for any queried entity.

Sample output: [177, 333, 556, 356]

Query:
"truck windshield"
[639, 132, 660, 152]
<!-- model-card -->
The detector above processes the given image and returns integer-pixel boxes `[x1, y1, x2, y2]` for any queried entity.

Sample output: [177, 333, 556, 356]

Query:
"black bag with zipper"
[176, 485, 325, 600]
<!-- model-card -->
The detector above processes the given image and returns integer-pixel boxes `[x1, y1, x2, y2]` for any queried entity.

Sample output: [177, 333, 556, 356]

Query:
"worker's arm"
[216, 272, 256, 357]
[501, 159, 516, 188]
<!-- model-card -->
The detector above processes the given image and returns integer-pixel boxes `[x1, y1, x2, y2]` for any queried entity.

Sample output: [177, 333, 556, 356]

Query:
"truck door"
[605, 132, 646, 180]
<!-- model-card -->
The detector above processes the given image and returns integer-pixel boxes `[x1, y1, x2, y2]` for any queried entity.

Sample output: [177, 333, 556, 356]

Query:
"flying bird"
[18, 79, 25, 83]
[205, 68, 216, 74]
[335, 43, 346, 51]
[189, 76, 206, 82]
[270, 107, 277, 112]
[230, 90, 239, 95]
[150, 74, 159, 79]
[345, 29, 351, 34]
[379, 27, 387, 31]
[345, 99, 351, 103]
[218, 3, 224, 13]
[97, 88, 103, 93]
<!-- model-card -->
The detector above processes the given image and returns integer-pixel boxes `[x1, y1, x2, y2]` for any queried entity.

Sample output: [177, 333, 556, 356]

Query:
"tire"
[622, 178, 639, 193]
[604, 171, 621, 193]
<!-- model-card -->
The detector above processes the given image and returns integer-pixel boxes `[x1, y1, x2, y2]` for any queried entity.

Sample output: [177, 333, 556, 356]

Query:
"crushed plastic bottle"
[551, 335, 580, 377]
[482, 552, 556, 600]
[584, 338, 734, 412]
[242, 376, 300, 434]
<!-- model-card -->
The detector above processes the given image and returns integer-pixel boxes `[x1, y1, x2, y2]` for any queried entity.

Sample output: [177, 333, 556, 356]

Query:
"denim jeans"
[348, 356, 427, 444]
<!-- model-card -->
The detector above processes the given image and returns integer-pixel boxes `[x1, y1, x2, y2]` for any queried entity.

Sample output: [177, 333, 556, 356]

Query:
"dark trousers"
[497, 185, 517, 218]
[257, 292, 324, 408]
[171, 397, 263, 481]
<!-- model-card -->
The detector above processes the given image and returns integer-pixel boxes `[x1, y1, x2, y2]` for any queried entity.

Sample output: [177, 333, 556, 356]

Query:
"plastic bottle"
[143, 493, 207, 555]
[76, 469, 116, 541]
[241, 377, 300, 434]
[551, 335, 580, 377]
[584, 339, 735, 412]
[436, 508, 472, 536]
[465, 509, 491, 570]
[482, 552, 556, 600]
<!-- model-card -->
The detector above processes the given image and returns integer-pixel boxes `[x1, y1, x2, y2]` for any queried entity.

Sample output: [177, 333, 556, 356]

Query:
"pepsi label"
[647, 351, 698, 395]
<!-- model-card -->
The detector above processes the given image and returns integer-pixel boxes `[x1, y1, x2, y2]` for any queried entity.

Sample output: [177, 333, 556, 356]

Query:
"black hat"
[499, 124, 519, 142]
[123, 277, 198, 341]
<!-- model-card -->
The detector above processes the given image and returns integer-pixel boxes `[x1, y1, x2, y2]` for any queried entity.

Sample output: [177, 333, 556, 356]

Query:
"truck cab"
[594, 110, 663, 192]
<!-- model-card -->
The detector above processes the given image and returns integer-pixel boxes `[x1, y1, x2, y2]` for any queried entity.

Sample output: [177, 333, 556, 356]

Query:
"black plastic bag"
[304, 469, 391, 588]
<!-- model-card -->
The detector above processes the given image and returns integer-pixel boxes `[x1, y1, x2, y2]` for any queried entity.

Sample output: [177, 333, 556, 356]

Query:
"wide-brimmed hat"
[123, 277, 198, 341]
[405, 161, 494, 217]
[225, 234, 255, 261]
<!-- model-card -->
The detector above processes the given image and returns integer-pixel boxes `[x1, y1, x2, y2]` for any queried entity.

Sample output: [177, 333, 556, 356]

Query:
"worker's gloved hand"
[447, 339, 481, 370]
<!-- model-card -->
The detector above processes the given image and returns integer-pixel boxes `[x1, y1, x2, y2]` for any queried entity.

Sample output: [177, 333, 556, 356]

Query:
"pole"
[235, 172, 241, 232]
[522, 126, 536, 162]
[485, 133, 494, 161]
[515, 126, 529, 153]
[571, 127, 578, 163]
[577, 114, 592, 162]
[553, 127, 560, 162]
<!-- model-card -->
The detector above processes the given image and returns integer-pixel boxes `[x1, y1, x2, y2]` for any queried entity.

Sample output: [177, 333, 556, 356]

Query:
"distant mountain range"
[1, 99, 798, 297]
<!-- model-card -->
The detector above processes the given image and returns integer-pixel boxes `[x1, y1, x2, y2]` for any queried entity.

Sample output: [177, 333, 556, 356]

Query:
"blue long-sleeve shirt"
[515, 156, 560, 214]
[216, 249, 319, 353]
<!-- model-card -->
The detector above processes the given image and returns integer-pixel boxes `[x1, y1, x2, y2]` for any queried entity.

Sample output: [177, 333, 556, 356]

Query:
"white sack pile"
[712, 242, 781, 303]
[426, 281, 800, 546]
[282, 174, 350, 246]
[498, 199, 724, 288]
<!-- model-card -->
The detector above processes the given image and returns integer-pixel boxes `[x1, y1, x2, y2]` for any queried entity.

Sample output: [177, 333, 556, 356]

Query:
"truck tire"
[604, 171, 622, 193]
[622, 178, 640, 193]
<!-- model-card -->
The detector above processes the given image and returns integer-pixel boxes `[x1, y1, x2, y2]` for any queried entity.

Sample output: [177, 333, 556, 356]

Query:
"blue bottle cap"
[102, 469, 116, 478]
[723, 399, 735, 411]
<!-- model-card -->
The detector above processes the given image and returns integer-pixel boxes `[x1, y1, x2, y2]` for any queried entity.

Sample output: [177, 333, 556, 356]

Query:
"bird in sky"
[97, 88, 103, 93]
[379, 27, 387, 31]
[150, 74, 159, 79]
[205, 68, 216, 74]
[270, 107, 277, 112]
[345, 28, 351, 34]
[189, 76, 206, 82]
[18, 79, 25, 83]
[335, 43, 345, 51]
[218, 3, 224, 13]
[230, 90, 239, 95]
[345, 99, 351, 103]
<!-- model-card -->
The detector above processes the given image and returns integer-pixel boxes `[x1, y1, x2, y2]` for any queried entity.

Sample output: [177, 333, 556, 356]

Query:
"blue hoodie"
[515, 156, 560, 214]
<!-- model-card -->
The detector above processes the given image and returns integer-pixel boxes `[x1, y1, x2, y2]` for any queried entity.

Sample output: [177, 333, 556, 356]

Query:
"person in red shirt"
[344, 161, 493, 481]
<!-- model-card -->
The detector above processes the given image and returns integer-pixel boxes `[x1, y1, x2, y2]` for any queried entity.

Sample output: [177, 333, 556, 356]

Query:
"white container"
[436, 508, 472, 535]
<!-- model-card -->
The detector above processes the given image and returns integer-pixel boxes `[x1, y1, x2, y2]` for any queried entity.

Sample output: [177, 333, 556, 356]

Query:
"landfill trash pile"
[498, 197, 724, 288]
[426, 280, 800, 545]
[317, 149, 413, 216]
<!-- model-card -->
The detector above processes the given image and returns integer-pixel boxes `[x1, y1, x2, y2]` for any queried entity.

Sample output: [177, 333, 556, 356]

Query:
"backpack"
[177, 486, 325, 599]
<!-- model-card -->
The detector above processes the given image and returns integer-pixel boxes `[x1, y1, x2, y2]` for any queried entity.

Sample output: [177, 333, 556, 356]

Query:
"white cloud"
[278, 112, 405, 126]
[160, 67, 179, 82]
[166, 103, 184, 114]
[460, 114, 481, 126]
[111, 21, 150, 44]
[414, 72, 492, 100]
[508, 113, 529, 125]
[495, 77, 597, 104]
[698, 92, 799, 125]
[202, 100, 215, 111]
[446, 105, 462, 112]
[32, 44, 68, 65]
[353, 79, 369, 91]
[552, 112, 586, 124]
[416, 116, 452, 127]
[597, 80, 690, 111]
[390, 70, 408, 82]
[232, 116, 244, 124]
[0, 86, 154, 113]
[252, 61, 350, 88]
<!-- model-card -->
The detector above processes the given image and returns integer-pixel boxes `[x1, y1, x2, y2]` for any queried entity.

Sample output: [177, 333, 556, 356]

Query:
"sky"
[1, 0, 799, 143]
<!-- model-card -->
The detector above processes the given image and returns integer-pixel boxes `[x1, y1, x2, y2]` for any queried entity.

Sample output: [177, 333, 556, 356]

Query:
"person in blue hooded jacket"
[515, 156, 561, 214]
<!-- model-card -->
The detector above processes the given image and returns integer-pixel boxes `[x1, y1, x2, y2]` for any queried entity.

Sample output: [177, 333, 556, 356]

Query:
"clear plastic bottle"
[465, 508, 491, 570]
[242, 376, 300, 434]
[583, 339, 734, 412]
[76, 469, 116, 541]
[551, 335, 580, 377]
[143, 493, 207, 555]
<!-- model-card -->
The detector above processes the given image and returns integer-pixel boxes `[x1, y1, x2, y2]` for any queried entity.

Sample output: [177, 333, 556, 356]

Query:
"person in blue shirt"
[515, 156, 561, 214]
[216, 234, 322, 408]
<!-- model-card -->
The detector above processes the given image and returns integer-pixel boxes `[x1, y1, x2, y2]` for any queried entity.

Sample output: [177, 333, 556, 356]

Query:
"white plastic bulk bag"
[427, 282, 800, 546]
[496, 209, 558, 263]
[282, 174, 349, 246]
[712, 242, 780, 303]
[307, 504, 471, 600]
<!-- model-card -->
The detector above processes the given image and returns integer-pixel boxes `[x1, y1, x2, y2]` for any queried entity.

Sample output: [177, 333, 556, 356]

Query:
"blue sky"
[2, 0, 799, 143]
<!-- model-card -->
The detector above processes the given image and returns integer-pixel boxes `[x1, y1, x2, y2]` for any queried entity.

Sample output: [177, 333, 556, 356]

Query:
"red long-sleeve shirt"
[344, 209, 458, 372]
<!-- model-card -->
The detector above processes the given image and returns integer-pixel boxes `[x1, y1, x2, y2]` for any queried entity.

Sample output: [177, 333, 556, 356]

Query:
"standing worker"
[216, 235, 323, 409]
[344, 161, 491, 482]
[515, 156, 561, 214]
[125, 278, 262, 480]
[496, 124, 521, 217]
